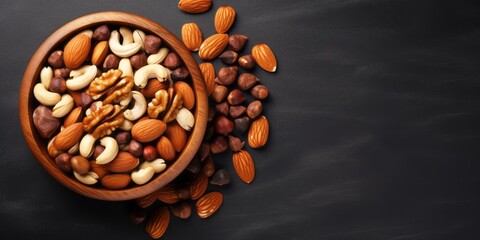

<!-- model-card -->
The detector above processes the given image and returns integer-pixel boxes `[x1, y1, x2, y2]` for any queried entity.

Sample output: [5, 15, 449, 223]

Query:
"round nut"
[71, 156, 90, 174]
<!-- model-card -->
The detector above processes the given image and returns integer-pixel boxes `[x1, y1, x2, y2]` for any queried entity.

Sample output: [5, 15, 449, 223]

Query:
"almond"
[165, 122, 187, 152]
[53, 122, 84, 151]
[101, 173, 131, 189]
[63, 30, 92, 69]
[189, 173, 208, 200]
[63, 106, 83, 127]
[131, 119, 167, 142]
[145, 206, 170, 239]
[198, 34, 229, 61]
[182, 22, 203, 51]
[136, 191, 158, 208]
[252, 43, 277, 73]
[91, 41, 109, 66]
[199, 62, 215, 96]
[141, 79, 168, 98]
[196, 191, 223, 218]
[232, 150, 255, 184]
[156, 184, 180, 204]
[174, 81, 195, 110]
[214, 5, 236, 34]
[105, 151, 139, 173]
[156, 136, 176, 161]
[248, 115, 269, 148]
[178, 0, 212, 14]
[90, 160, 109, 179]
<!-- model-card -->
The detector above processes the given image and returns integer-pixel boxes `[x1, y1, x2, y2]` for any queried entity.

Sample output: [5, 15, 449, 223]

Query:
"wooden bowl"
[19, 12, 208, 201]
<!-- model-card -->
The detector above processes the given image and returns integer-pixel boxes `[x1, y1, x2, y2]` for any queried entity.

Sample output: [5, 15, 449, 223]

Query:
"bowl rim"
[19, 11, 208, 201]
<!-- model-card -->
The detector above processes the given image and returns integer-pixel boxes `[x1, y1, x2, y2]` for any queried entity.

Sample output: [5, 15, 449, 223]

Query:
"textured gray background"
[1, 0, 480, 239]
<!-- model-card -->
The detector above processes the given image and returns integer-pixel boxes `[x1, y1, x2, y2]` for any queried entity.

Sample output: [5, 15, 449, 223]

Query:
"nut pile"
[133, 1, 277, 239]
[32, 24, 198, 189]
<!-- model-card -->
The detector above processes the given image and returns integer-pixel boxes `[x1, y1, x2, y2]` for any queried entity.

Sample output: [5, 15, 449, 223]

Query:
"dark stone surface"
[2, 0, 480, 239]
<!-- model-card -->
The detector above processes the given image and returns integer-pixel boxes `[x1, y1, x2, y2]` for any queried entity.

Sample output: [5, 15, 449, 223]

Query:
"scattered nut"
[228, 34, 248, 51]
[214, 115, 234, 136]
[215, 66, 238, 86]
[210, 168, 232, 186]
[229, 105, 246, 119]
[238, 55, 256, 69]
[212, 84, 228, 103]
[234, 116, 250, 134]
[219, 50, 238, 65]
[210, 135, 228, 154]
[250, 84, 269, 100]
[227, 89, 245, 105]
[215, 102, 229, 116]
[237, 73, 259, 91]
[247, 100, 263, 119]
[228, 135, 245, 152]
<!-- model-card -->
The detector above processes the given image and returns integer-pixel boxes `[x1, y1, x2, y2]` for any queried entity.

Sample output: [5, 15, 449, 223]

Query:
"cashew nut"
[79, 133, 96, 158]
[133, 29, 145, 50]
[118, 58, 134, 78]
[134, 64, 170, 88]
[176, 107, 195, 131]
[140, 158, 166, 173]
[119, 119, 133, 131]
[40, 66, 53, 89]
[96, 136, 118, 164]
[119, 27, 134, 44]
[68, 141, 80, 155]
[147, 47, 169, 65]
[124, 91, 146, 121]
[66, 65, 98, 90]
[109, 30, 141, 58]
[52, 94, 74, 118]
[74, 171, 99, 185]
[119, 91, 133, 107]
[33, 83, 61, 106]
[131, 166, 155, 185]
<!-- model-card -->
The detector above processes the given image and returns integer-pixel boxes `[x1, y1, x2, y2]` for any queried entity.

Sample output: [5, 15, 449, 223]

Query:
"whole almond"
[252, 43, 277, 72]
[131, 119, 167, 143]
[90, 160, 109, 179]
[156, 185, 180, 204]
[182, 22, 203, 51]
[145, 206, 170, 239]
[189, 173, 208, 200]
[101, 173, 131, 189]
[174, 81, 195, 110]
[91, 41, 109, 66]
[141, 79, 169, 98]
[199, 62, 215, 96]
[248, 115, 269, 148]
[105, 151, 139, 173]
[53, 122, 84, 151]
[63, 30, 92, 69]
[178, 0, 212, 13]
[198, 34, 229, 61]
[232, 150, 255, 184]
[196, 191, 223, 218]
[64, 107, 83, 127]
[165, 122, 187, 152]
[215, 5, 236, 34]
[156, 136, 176, 161]
[136, 191, 158, 208]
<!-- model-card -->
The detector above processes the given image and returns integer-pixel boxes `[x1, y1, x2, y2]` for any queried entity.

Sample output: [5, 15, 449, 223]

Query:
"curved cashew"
[96, 136, 118, 164]
[66, 65, 98, 90]
[176, 107, 195, 131]
[33, 83, 61, 106]
[52, 94, 74, 118]
[124, 91, 146, 121]
[147, 47, 169, 65]
[119, 119, 133, 131]
[118, 58, 133, 78]
[109, 30, 141, 58]
[68, 141, 80, 155]
[134, 64, 170, 88]
[74, 171, 99, 185]
[79, 133, 97, 158]
[40, 66, 53, 89]
[119, 27, 134, 44]
[131, 166, 155, 185]
[133, 29, 145, 50]
[140, 158, 166, 173]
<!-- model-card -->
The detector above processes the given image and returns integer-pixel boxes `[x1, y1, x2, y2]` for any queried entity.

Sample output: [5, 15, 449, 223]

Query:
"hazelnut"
[176, 187, 190, 200]
[212, 84, 228, 103]
[227, 89, 245, 105]
[49, 76, 67, 94]
[229, 105, 246, 118]
[238, 55, 256, 69]
[169, 201, 192, 219]
[48, 50, 64, 68]
[247, 100, 263, 119]
[215, 66, 238, 86]
[129, 140, 143, 157]
[93, 25, 110, 41]
[197, 142, 211, 162]
[55, 153, 72, 172]
[250, 84, 269, 100]
[234, 116, 250, 134]
[103, 54, 120, 70]
[144, 35, 162, 54]
[130, 51, 147, 70]
[71, 156, 90, 174]
[210, 136, 228, 154]
[143, 145, 158, 162]
[228, 34, 248, 52]
[115, 132, 132, 146]
[228, 135, 245, 152]
[210, 169, 232, 186]
[201, 155, 215, 177]
[33, 105, 60, 138]
[237, 73, 259, 91]
[92, 145, 105, 160]
[186, 156, 201, 173]
[171, 67, 190, 81]
[214, 115, 234, 136]
[215, 102, 229, 116]
[163, 52, 180, 69]
[219, 50, 238, 65]
[54, 68, 70, 79]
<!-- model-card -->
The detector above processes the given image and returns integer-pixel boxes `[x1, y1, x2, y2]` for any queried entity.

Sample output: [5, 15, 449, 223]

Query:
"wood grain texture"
[19, 12, 207, 201]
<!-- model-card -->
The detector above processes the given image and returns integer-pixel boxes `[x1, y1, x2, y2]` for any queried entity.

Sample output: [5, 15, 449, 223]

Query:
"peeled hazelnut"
[237, 73, 259, 91]
[144, 35, 162, 54]
[143, 145, 158, 162]
[49, 76, 66, 94]
[229, 105, 246, 118]
[55, 153, 72, 172]
[215, 102, 229, 116]
[93, 25, 110, 41]
[163, 52, 180, 69]
[33, 105, 60, 138]
[238, 55, 256, 69]
[54, 68, 70, 79]
[71, 156, 90, 174]
[48, 50, 64, 68]
[115, 132, 132, 146]
[129, 140, 143, 157]
[103, 54, 120, 70]
[227, 89, 245, 105]
[187, 156, 201, 173]
[216, 66, 238, 86]
[228, 135, 244, 152]
[234, 116, 250, 134]
[251, 84, 269, 100]
[228, 34, 248, 52]
[214, 115, 234, 136]
[219, 50, 238, 65]
[171, 67, 190, 81]
[210, 136, 228, 154]
[170, 201, 192, 219]
[210, 168, 232, 186]
[92, 145, 105, 160]
[212, 84, 228, 103]
[130, 51, 147, 70]
[247, 100, 263, 119]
